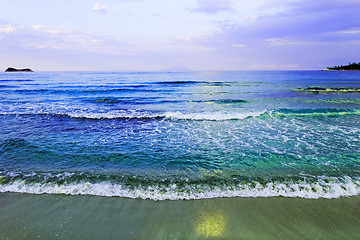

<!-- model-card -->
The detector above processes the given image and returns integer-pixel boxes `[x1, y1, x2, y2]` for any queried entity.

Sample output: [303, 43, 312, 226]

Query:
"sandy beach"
[1, 192, 359, 239]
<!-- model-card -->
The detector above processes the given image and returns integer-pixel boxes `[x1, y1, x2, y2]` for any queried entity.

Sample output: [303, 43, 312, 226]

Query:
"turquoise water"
[0, 71, 359, 200]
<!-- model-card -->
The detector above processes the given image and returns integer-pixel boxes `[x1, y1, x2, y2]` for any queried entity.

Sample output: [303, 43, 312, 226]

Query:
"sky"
[0, 0, 359, 71]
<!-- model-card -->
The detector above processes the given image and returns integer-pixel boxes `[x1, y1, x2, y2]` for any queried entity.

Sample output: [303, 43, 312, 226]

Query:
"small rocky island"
[5, 67, 33, 72]
[323, 62, 360, 71]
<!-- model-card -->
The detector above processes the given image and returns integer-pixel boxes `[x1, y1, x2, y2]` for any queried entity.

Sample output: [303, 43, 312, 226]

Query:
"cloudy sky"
[1, 0, 359, 71]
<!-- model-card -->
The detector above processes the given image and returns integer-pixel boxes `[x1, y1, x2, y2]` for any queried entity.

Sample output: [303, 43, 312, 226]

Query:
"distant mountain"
[5, 67, 33, 72]
[323, 62, 360, 71]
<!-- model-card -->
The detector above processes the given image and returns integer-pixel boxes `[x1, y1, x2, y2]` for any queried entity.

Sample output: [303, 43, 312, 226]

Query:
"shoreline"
[1, 192, 359, 239]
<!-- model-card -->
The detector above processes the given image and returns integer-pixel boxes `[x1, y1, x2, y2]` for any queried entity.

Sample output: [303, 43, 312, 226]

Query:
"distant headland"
[5, 67, 33, 72]
[322, 62, 360, 71]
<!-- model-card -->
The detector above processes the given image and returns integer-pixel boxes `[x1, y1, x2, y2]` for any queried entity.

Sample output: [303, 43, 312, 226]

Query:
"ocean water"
[0, 71, 359, 200]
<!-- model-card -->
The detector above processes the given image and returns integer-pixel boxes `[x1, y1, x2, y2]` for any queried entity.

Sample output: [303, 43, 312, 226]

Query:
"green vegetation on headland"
[5, 67, 33, 72]
[322, 62, 360, 71]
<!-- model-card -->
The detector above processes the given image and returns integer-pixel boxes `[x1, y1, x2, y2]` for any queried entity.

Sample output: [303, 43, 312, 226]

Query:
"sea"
[0, 71, 359, 200]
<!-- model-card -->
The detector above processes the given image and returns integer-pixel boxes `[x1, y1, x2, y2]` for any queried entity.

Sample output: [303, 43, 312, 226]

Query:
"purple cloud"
[92, 3, 109, 14]
[193, 0, 234, 14]
[186, 0, 360, 69]
[0, 23, 136, 70]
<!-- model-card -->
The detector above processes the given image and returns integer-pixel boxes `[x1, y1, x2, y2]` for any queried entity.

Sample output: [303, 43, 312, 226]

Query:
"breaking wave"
[0, 174, 359, 200]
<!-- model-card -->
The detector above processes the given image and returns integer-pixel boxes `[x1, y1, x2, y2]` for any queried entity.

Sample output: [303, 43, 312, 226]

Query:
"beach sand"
[1, 192, 359, 239]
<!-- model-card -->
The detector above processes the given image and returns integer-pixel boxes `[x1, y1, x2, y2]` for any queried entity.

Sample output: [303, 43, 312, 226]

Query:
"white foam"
[0, 103, 266, 121]
[164, 111, 265, 121]
[67, 110, 161, 119]
[67, 110, 265, 121]
[1, 177, 359, 201]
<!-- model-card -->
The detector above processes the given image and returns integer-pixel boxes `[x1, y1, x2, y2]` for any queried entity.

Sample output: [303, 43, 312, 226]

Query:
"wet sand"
[1, 193, 359, 239]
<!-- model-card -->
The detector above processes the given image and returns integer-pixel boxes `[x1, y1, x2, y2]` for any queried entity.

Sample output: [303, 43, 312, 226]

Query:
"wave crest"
[0, 107, 359, 121]
[1, 176, 359, 200]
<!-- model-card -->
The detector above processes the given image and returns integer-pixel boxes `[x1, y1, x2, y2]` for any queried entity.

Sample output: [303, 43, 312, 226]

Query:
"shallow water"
[0, 71, 359, 200]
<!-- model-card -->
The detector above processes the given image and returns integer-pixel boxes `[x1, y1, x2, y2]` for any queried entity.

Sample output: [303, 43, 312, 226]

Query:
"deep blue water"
[0, 71, 359, 200]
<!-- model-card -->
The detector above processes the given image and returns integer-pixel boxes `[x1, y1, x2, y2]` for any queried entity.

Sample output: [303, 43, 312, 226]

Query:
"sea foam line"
[60, 110, 266, 121]
[1, 177, 359, 201]
[61, 109, 360, 120]
[164, 111, 265, 121]
[0, 107, 359, 120]
[0, 109, 266, 121]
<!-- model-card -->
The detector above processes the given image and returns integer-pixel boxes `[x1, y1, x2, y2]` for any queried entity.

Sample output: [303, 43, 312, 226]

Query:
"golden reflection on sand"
[195, 210, 227, 238]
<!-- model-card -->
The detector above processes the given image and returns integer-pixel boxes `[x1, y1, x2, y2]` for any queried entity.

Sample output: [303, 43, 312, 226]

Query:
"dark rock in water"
[5, 67, 33, 72]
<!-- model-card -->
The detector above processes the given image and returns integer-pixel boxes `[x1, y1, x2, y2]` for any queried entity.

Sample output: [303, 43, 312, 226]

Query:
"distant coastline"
[322, 62, 360, 71]
[5, 67, 33, 72]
